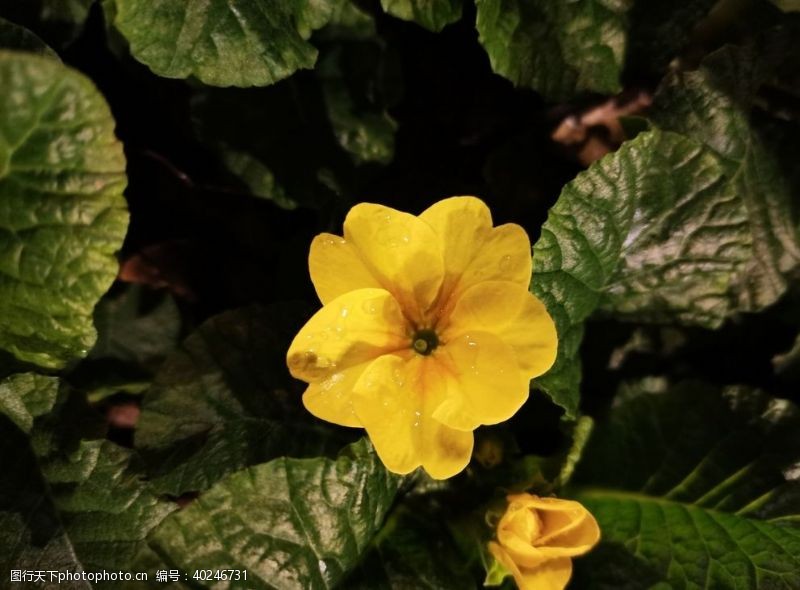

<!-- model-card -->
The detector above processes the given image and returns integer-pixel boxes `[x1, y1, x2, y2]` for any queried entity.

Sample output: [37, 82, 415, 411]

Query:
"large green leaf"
[0, 374, 176, 589]
[650, 41, 800, 312]
[569, 379, 800, 589]
[149, 438, 400, 589]
[0, 51, 128, 370]
[136, 305, 354, 496]
[532, 129, 753, 415]
[380, 0, 462, 32]
[109, 0, 338, 87]
[475, 0, 630, 101]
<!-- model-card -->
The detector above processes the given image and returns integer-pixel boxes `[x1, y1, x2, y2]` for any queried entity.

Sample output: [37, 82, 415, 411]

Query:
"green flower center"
[412, 329, 439, 356]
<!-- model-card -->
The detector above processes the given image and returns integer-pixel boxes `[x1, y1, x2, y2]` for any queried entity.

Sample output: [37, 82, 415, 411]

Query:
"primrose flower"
[489, 494, 600, 590]
[286, 196, 557, 479]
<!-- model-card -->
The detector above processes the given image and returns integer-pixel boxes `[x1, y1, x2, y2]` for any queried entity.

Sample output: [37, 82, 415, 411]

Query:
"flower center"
[412, 329, 438, 356]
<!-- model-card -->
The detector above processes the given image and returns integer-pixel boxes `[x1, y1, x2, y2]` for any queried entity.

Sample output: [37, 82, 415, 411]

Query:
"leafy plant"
[1, 1, 799, 589]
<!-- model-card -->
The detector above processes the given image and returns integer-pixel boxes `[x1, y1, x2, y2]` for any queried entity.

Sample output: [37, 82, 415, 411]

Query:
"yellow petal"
[352, 353, 473, 479]
[287, 288, 408, 384]
[344, 203, 445, 324]
[537, 507, 601, 555]
[301, 361, 372, 427]
[518, 558, 573, 590]
[308, 233, 382, 305]
[443, 281, 557, 378]
[431, 331, 528, 430]
[420, 196, 532, 309]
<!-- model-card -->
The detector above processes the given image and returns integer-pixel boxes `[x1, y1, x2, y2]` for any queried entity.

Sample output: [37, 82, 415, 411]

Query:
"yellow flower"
[286, 196, 557, 479]
[489, 494, 600, 590]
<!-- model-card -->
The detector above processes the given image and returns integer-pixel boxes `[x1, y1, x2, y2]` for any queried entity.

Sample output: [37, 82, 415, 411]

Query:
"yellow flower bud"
[488, 493, 600, 590]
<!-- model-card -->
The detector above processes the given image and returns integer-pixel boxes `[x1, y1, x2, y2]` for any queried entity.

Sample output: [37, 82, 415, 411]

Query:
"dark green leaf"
[149, 438, 400, 589]
[0, 0, 93, 48]
[533, 129, 752, 414]
[90, 284, 181, 368]
[570, 379, 800, 589]
[650, 41, 800, 312]
[0, 17, 58, 58]
[0, 374, 176, 589]
[191, 80, 350, 211]
[346, 503, 475, 589]
[317, 42, 399, 165]
[475, 0, 630, 101]
[380, 0, 462, 32]
[218, 147, 298, 208]
[0, 372, 59, 433]
[0, 51, 129, 369]
[136, 305, 354, 496]
[770, 0, 800, 11]
[109, 0, 337, 87]
[625, 0, 716, 75]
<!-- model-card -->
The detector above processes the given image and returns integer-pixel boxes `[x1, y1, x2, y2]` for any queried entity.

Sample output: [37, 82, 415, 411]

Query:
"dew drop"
[362, 297, 381, 315]
[499, 254, 513, 271]
[392, 368, 406, 387]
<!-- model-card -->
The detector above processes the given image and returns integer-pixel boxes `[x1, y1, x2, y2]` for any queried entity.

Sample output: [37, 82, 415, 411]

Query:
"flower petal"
[431, 331, 528, 430]
[287, 288, 408, 383]
[308, 233, 382, 305]
[420, 196, 532, 307]
[352, 354, 474, 479]
[301, 361, 372, 427]
[443, 281, 557, 378]
[344, 203, 445, 324]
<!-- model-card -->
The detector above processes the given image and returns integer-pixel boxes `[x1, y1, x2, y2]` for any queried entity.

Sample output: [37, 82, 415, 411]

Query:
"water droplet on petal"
[362, 297, 381, 315]
[499, 254, 513, 271]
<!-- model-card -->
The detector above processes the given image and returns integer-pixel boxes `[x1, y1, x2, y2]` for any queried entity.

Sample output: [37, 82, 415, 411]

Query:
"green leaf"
[136, 305, 354, 496]
[346, 503, 476, 589]
[109, 0, 337, 87]
[218, 146, 298, 208]
[475, 0, 630, 101]
[0, 374, 176, 588]
[0, 17, 58, 58]
[0, 0, 93, 48]
[770, 0, 800, 11]
[625, 0, 717, 75]
[191, 80, 349, 210]
[317, 43, 399, 165]
[532, 128, 752, 414]
[90, 284, 182, 368]
[0, 51, 129, 369]
[650, 41, 800, 312]
[569, 379, 800, 589]
[149, 438, 400, 589]
[0, 372, 59, 433]
[318, 1, 376, 40]
[380, 0, 462, 32]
